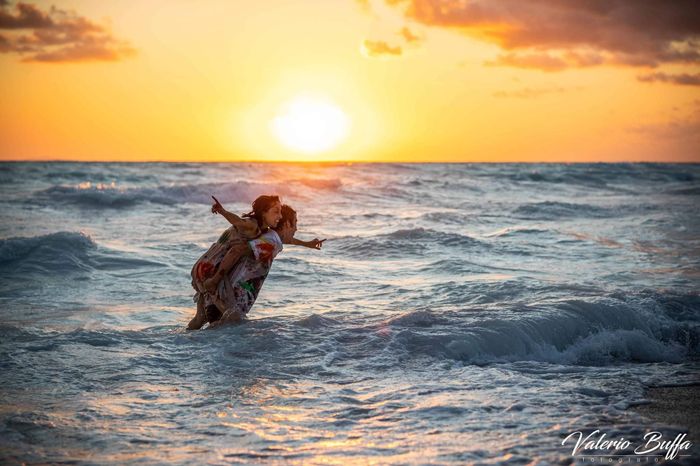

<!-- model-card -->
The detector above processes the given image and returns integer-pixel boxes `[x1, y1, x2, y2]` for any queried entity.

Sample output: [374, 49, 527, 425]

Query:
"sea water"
[0, 162, 698, 464]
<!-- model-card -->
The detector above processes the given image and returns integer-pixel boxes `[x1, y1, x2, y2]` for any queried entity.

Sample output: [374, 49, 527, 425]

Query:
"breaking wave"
[35, 181, 296, 208]
[0, 231, 164, 275]
[380, 295, 700, 366]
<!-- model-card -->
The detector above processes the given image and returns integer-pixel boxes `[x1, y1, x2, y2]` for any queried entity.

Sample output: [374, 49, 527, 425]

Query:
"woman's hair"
[243, 195, 281, 229]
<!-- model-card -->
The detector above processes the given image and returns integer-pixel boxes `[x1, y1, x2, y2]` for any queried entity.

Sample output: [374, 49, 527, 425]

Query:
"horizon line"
[1, 159, 699, 164]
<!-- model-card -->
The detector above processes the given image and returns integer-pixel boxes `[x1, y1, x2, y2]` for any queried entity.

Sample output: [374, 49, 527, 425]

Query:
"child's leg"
[204, 243, 250, 292]
[187, 294, 207, 330]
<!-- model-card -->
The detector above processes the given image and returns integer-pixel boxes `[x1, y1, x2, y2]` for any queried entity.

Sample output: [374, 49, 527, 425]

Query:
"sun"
[271, 95, 350, 155]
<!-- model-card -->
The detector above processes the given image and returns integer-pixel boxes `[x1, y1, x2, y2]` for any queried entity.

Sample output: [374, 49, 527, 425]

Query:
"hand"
[309, 238, 326, 250]
[211, 195, 224, 215]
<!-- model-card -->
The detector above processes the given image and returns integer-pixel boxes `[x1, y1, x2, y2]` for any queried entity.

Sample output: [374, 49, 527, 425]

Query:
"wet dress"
[190, 217, 260, 299]
[204, 229, 284, 322]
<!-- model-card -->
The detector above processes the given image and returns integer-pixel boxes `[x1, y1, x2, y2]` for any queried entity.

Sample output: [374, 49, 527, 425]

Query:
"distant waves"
[31, 177, 343, 209]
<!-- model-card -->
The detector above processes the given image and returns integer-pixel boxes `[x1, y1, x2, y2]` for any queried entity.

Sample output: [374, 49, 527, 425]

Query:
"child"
[190, 195, 283, 292]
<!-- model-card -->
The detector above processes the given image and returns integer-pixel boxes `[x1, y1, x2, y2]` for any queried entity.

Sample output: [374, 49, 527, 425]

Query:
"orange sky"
[1, 0, 699, 162]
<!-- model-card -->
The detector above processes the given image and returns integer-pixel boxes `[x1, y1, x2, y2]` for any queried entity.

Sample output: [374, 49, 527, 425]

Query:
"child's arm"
[211, 196, 259, 238]
[211, 196, 250, 228]
[287, 237, 326, 250]
[203, 243, 252, 293]
[219, 209, 245, 227]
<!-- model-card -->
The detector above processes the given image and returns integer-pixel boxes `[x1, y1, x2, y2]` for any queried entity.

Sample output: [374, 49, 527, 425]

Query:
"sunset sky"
[1, 0, 699, 162]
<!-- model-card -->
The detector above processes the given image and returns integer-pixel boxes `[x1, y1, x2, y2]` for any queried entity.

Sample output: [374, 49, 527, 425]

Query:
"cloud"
[399, 26, 420, 43]
[0, 2, 51, 28]
[637, 72, 700, 86]
[486, 52, 568, 72]
[383, 0, 700, 71]
[362, 39, 402, 57]
[358, 1, 424, 59]
[0, 1, 135, 63]
[486, 50, 609, 72]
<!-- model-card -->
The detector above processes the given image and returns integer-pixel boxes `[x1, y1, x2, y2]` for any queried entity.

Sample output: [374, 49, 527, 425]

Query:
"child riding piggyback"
[188, 194, 325, 330]
[191, 195, 281, 299]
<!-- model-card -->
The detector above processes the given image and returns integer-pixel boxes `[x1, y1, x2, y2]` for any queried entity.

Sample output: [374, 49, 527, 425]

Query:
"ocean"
[0, 162, 698, 464]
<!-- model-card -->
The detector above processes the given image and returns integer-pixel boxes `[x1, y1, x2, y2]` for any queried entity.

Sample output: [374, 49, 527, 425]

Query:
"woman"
[188, 195, 283, 330]
[188, 201, 324, 329]
[207, 205, 298, 327]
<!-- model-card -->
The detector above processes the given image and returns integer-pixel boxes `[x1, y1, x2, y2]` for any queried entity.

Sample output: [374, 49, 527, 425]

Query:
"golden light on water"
[271, 95, 350, 155]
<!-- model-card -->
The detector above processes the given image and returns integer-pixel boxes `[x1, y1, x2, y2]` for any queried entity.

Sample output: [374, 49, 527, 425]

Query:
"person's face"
[279, 215, 297, 243]
[262, 201, 282, 228]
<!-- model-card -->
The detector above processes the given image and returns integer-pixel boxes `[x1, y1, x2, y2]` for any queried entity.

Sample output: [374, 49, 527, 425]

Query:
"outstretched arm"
[211, 196, 250, 229]
[288, 237, 326, 250]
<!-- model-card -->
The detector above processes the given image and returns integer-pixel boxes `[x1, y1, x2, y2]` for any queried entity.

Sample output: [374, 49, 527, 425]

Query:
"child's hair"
[243, 195, 281, 229]
[274, 205, 297, 232]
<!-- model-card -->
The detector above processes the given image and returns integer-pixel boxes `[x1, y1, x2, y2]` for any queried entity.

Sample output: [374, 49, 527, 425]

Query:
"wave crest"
[384, 296, 699, 366]
[0, 231, 163, 275]
[0, 231, 95, 264]
[35, 181, 295, 209]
